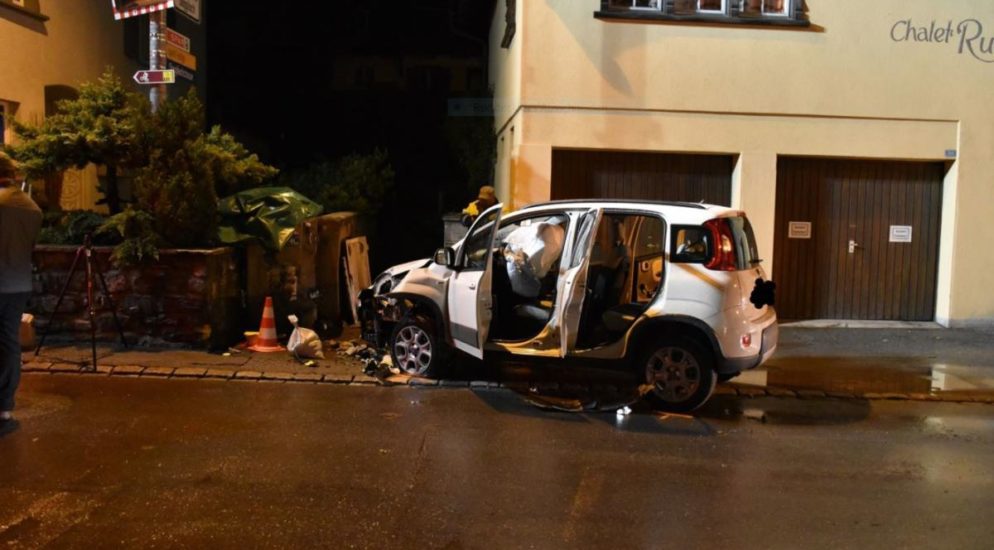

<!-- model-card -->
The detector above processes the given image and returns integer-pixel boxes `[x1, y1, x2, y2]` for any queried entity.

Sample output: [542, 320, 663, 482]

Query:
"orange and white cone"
[248, 296, 284, 353]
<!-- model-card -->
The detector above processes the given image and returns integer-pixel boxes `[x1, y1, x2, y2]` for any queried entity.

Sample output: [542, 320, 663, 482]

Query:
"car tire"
[638, 337, 717, 413]
[390, 314, 446, 377]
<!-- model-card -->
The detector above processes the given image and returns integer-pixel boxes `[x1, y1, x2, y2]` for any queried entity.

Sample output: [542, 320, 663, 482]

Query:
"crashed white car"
[359, 200, 778, 412]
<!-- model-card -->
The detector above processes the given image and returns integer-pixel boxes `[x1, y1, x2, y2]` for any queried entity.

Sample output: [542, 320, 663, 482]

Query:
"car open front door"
[448, 204, 503, 359]
[558, 208, 602, 357]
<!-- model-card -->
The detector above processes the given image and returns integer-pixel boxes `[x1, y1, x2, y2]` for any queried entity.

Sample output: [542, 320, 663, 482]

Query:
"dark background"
[205, 0, 498, 271]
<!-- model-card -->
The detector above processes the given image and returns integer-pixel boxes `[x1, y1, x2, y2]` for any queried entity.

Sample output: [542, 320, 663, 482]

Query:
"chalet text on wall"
[891, 18, 994, 64]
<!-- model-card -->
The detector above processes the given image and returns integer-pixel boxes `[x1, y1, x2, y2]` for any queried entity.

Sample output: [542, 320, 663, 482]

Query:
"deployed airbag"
[502, 222, 565, 298]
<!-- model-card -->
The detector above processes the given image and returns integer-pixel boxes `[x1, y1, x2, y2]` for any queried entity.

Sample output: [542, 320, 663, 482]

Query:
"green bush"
[97, 208, 160, 265]
[11, 73, 278, 256]
[36, 210, 116, 246]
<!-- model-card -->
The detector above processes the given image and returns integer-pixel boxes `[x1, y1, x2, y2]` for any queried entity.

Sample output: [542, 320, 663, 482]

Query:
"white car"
[359, 200, 778, 412]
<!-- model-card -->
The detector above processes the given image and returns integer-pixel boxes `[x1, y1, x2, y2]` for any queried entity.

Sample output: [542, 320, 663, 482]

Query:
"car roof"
[516, 199, 741, 221]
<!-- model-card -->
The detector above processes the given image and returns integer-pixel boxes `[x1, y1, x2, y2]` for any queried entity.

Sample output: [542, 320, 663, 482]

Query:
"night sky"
[206, 1, 496, 269]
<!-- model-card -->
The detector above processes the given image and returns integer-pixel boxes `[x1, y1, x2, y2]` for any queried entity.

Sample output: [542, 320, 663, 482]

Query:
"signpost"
[111, 1, 176, 111]
[133, 70, 176, 85]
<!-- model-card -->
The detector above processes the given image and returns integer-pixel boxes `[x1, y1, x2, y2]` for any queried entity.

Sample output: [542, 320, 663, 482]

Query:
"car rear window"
[727, 216, 760, 269]
[671, 216, 760, 270]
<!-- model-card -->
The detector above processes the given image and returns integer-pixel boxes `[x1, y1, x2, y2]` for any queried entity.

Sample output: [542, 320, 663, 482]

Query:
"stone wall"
[30, 246, 243, 349]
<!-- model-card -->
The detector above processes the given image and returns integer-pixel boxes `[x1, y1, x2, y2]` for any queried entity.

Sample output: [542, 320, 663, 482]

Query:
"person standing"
[0, 152, 42, 428]
[460, 185, 499, 226]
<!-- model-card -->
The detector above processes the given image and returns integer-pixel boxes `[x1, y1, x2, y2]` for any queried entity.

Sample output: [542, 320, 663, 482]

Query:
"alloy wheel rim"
[394, 326, 433, 375]
[645, 347, 701, 403]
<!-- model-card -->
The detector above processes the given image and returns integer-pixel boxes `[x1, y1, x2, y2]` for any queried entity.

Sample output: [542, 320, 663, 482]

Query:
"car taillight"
[704, 218, 738, 271]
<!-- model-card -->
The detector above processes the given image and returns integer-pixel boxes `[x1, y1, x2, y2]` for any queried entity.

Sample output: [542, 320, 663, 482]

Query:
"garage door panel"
[552, 150, 733, 206]
[775, 158, 944, 321]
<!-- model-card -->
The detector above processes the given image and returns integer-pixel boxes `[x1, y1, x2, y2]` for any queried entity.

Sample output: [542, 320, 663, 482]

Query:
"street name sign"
[164, 28, 191, 52]
[164, 42, 197, 71]
[133, 70, 176, 85]
[112, 0, 174, 21]
[167, 62, 195, 81]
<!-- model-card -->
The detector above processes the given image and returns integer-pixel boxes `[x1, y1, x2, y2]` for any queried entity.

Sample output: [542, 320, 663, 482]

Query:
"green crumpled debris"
[217, 187, 324, 251]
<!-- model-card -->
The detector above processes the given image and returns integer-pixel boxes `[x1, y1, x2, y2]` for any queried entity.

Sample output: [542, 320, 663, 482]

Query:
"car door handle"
[468, 283, 477, 290]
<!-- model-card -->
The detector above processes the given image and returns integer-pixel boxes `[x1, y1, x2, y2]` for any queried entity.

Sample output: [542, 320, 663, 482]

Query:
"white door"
[558, 209, 601, 357]
[448, 204, 503, 359]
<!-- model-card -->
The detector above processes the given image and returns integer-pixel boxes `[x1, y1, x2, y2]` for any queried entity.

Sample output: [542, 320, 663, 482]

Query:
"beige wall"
[490, 1, 524, 204]
[491, 0, 994, 325]
[1, 1, 136, 210]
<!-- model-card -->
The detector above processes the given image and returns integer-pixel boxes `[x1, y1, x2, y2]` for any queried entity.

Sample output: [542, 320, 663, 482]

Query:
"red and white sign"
[164, 28, 190, 52]
[111, 0, 174, 21]
[133, 70, 175, 85]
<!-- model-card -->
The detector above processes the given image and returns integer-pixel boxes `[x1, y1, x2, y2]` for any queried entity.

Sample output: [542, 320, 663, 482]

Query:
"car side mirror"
[434, 247, 456, 268]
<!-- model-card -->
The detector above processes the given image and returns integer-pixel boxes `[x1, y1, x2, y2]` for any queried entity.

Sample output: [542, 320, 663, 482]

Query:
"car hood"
[383, 258, 431, 278]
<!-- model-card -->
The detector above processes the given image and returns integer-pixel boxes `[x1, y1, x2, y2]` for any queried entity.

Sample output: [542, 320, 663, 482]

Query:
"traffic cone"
[248, 296, 284, 353]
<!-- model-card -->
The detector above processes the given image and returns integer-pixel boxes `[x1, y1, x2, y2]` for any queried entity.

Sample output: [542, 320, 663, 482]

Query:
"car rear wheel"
[639, 338, 717, 413]
[390, 315, 445, 377]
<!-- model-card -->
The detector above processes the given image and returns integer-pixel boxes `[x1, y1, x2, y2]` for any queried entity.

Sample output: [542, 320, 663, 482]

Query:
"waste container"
[443, 212, 468, 247]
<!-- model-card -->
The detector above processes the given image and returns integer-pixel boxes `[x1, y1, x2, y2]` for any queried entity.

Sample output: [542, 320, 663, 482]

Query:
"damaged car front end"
[358, 258, 431, 348]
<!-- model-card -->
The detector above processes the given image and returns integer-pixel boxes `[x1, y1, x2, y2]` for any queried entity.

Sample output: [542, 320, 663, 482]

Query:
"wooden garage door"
[551, 150, 733, 206]
[773, 158, 944, 321]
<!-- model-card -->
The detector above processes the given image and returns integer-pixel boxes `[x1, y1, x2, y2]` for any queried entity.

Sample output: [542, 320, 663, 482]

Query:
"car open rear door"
[448, 204, 503, 359]
[558, 208, 601, 357]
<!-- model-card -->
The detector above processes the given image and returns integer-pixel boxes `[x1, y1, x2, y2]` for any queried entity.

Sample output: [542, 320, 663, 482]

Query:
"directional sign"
[163, 42, 197, 71]
[164, 28, 190, 52]
[133, 70, 175, 85]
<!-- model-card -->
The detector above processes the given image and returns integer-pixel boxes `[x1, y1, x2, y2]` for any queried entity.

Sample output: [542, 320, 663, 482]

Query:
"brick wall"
[29, 246, 243, 349]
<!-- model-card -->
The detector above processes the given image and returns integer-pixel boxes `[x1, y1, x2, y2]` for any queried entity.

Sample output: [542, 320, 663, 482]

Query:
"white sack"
[287, 314, 325, 359]
[502, 223, 565, 298]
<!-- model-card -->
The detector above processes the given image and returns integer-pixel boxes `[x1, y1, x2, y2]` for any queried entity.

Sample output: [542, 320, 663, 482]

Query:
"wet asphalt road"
[2, 376, 993, 549]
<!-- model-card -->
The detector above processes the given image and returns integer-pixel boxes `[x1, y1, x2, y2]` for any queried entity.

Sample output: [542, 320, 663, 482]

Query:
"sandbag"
[287, 315, 324, 359]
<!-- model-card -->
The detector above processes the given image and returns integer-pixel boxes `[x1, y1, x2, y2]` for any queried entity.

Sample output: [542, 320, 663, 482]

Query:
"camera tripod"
[34, 234, 128, 370]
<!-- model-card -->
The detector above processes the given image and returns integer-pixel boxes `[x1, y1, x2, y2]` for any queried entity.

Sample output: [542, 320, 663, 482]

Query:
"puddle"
[743, 356, 994, 398]
[698, 395, 872, 426]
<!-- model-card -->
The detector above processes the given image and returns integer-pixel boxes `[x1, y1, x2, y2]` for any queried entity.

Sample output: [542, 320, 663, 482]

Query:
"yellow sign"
[164, 42, 196, 71]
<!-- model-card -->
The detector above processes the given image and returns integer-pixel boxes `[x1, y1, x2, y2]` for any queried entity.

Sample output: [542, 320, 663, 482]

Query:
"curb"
[19, 361, 994, 405]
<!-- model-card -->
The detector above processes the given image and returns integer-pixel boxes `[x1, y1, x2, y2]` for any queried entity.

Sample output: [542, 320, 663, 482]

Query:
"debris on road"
[743, 408, 768, 423]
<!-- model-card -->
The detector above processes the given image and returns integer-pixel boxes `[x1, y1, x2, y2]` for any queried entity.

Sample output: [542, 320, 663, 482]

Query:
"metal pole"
[149, 10, 167, 112]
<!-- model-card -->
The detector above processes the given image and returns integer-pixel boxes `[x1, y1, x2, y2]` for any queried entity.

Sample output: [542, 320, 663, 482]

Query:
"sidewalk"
[20, 325, 994, 403]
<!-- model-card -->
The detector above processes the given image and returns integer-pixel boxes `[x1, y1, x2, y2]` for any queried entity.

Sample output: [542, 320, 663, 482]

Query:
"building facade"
[489, 0, 994, 326]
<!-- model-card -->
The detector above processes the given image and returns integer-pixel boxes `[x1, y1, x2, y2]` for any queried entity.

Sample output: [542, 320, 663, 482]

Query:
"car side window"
[461, 207, 501, 270]
[634, 217, 664, 259]
[671, 225, 711, 263]
[569, 210, 598, 268]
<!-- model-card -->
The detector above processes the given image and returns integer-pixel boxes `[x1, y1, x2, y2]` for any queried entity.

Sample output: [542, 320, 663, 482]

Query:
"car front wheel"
[390, 315, 445, 377]
[639, 338, 717, 413]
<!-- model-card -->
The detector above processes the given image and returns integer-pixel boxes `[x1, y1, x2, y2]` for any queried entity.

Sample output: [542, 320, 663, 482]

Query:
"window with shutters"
[597, 0, 808, 27]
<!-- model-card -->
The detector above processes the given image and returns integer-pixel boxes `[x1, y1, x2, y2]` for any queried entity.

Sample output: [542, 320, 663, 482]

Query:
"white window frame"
[697, 0, 727, 14]
[613, 0, 662, 10]
[761, 0, 791, 17]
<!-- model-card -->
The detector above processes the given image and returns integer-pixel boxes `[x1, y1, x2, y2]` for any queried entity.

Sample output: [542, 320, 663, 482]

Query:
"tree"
[7, 70, 145, 213]
[132, 89, 278, 247]
[282, 149, 395, 216]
